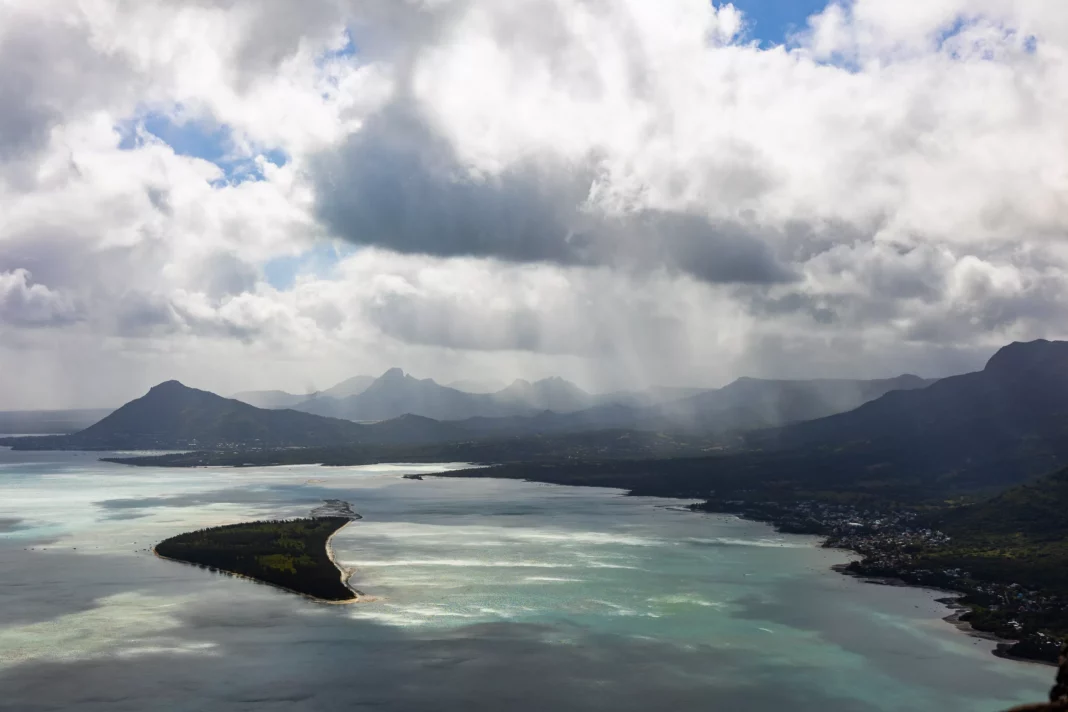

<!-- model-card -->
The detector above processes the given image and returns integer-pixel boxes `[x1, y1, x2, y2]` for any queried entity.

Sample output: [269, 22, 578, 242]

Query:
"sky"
[1, 0, 1067, 409]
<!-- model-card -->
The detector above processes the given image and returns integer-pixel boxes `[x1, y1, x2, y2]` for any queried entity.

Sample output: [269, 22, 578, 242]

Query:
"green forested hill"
[750, 340, 1068, 492]
[925, 466, 1068, 592]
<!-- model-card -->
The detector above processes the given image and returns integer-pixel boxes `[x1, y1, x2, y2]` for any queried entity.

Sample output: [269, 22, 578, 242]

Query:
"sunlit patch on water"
[341, 558, 572, 568]
[686, 536, 815, 549]
[0, 592, 215, 669]
[648, 594, 726, 609]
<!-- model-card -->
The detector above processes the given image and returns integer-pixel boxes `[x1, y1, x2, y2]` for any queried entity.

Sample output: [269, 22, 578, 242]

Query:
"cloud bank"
[1, 0, 1067, 407]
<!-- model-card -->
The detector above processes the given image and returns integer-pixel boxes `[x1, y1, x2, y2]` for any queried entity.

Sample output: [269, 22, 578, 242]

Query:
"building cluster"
[704, 497, 1065, 661]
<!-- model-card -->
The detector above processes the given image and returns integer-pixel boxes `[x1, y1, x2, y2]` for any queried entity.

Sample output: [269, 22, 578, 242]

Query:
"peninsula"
[155, 516, 358, 602]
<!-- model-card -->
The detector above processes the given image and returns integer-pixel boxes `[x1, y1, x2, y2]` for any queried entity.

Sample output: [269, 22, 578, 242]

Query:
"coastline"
[826, 562, 1050, 666]
[144, 463, 1057, 665]
[432, 465, 1063, 666]
[324, 521, 371, 602]
[700, 506, 1058, 667]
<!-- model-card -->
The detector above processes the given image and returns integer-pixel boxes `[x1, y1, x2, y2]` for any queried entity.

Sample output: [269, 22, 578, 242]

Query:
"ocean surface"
[0, 449, 1053, 711]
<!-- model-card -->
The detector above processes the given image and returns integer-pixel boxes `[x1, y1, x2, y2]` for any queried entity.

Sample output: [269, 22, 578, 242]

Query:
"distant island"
[155, 516, 359, 602]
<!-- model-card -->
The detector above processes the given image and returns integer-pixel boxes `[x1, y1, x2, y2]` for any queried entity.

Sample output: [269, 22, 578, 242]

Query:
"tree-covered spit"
[155, 517, 355, 601]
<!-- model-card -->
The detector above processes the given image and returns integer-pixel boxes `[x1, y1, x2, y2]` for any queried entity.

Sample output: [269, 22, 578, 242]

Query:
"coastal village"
[697, 498, 1066, 663]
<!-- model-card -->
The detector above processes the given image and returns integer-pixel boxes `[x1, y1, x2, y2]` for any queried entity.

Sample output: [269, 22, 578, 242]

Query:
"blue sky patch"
[263, 242, 357, 290]
[318, 27, 357, 67]
[117, 110, 288, 185]
[727, 0, 833, 46]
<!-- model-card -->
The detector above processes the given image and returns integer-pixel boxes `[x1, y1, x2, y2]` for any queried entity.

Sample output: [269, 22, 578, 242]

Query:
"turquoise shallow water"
[0, 449, 1053, 711]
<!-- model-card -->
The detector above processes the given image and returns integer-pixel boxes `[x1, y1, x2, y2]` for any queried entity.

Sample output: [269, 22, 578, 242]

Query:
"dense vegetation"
[434, 446, 1062, 505]
[927, 467, 1068, 591]
[155, 517, 355, 601]
[750, 340, 1068, 493]
[913, 468, 1068, 657]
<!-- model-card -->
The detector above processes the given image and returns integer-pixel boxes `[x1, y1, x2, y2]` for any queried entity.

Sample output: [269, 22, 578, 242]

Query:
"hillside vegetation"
[925, 466, 1068, 593]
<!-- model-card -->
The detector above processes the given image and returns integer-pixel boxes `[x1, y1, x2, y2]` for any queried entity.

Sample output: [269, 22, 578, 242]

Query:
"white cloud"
[1, 0, 1068, 407]
[0, 269, 82, 327]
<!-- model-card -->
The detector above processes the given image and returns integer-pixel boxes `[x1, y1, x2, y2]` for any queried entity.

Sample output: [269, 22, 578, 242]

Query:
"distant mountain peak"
[985, 339, 1068, 374]
[145, 380, 215, 401]
[149, 379, 189, 392]
[378, 367, 408, 382]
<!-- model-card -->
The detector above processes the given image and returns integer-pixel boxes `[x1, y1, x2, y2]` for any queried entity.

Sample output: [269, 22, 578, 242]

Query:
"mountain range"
[659, 374, 935, 429]
[232, 375, 376, 410]
[7, 339, 1068, 502]
[231, 367, 935, 432]
[747, 339, 1068, 491]
[427, 339, 1068, 507]
[290, 368, 586, 422]
[0, 366, 940, 451]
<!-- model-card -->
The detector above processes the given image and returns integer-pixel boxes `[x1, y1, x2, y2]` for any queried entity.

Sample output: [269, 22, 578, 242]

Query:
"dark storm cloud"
[314, 104, 594, 264]
[313, 104, 795, 285]
[629, 212, 797, 284]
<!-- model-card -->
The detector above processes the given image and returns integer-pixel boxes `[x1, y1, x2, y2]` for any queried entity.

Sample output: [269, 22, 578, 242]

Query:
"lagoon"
[0, 449, 1052, 711]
